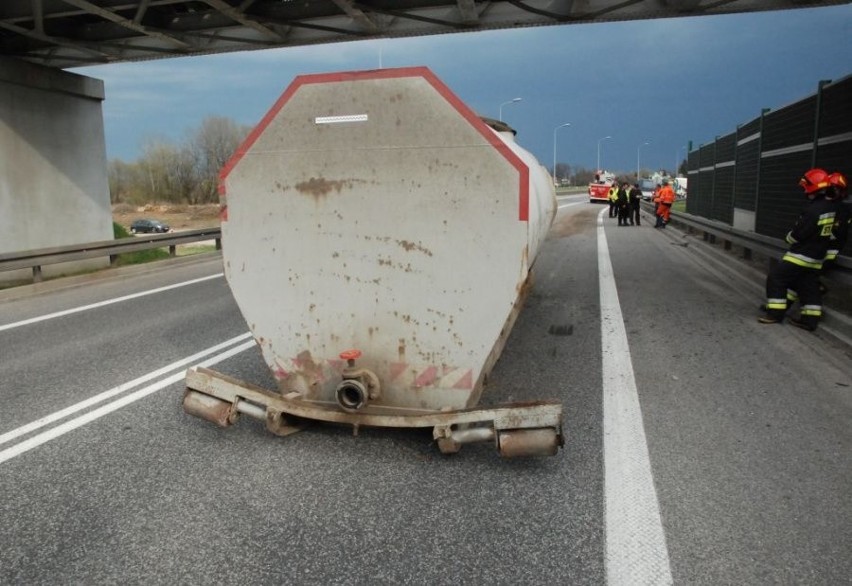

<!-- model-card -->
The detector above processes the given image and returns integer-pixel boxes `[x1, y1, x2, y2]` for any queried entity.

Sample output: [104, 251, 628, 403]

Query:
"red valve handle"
[339, 349, 362, 361]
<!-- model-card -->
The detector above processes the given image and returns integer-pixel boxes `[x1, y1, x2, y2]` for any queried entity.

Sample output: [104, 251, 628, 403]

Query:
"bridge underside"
[0, 0, 847, 69]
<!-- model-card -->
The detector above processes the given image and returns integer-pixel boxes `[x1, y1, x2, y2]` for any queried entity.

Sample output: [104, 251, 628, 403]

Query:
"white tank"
[218, 66, 556, 414]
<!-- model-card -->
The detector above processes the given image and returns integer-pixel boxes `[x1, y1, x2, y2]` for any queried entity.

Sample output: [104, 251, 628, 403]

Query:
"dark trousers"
[617, 205, 630, 225]
[609, 201, 617, 217]
[765, 260, 822, 326]
[630, 205, 640, 226]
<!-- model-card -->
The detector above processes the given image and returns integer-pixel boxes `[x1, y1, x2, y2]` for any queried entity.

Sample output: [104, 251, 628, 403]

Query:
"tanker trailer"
[183, 66, 563, 458]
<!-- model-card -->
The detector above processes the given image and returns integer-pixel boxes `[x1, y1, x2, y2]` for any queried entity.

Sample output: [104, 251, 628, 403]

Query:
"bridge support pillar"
[0, 57, 112, 285]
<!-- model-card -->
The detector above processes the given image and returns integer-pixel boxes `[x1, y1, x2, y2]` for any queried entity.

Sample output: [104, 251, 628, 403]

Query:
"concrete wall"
[0, 57, 112, 283]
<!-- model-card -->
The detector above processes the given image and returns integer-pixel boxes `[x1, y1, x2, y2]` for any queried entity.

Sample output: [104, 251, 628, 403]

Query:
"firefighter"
[608, 182, 620, 218]
[759, 171, 849, 315]
[654, 180, 675, 228]
[823, 172, 850, 265]
[758, 168, 851, 331]
[652, 183, 662, 225]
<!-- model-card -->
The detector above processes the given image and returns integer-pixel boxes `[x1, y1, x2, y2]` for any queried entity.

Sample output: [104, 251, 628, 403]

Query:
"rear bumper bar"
[183, 367, 563, 458]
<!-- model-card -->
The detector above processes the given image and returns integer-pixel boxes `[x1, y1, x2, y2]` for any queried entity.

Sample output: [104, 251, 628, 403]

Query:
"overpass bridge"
[1, 0, 848, 69]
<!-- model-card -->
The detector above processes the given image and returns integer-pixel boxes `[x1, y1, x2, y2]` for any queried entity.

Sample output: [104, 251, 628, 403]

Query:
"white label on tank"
[314, 114, 369, 124]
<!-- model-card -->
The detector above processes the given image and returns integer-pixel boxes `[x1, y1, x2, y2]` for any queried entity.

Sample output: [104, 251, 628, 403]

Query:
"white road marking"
[598, 208, 673, 585]
[0, 273, 224, 332]
[0, 335, 256, 465]
[0, 332, 252, 448]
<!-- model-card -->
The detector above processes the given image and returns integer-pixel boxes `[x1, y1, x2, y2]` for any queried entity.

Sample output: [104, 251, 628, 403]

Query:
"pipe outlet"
[335, 379, 369, 411]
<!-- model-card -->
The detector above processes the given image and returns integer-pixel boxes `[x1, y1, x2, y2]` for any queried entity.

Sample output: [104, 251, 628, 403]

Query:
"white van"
[674, 177, 688, 198]
[639, 178, 657, 201]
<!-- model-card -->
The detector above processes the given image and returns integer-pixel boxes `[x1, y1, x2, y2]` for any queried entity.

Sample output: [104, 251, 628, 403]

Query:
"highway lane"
[0, 195, 849, 584]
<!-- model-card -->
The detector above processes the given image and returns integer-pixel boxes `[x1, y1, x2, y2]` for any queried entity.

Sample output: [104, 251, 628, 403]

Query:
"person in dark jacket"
[616, 182, 630, 226]
[758, 168, 851, 331]
[628, 183, 642, 226]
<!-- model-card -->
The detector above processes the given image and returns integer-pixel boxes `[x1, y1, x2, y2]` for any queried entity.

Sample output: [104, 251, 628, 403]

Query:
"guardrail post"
[32, 265, 43, 283]
[110, 254, 118, 267]
[169, 245, 177, 257]
[743, 248, 752, 261]
[215, 238, 222, 251]
[724, 240, 732, 251]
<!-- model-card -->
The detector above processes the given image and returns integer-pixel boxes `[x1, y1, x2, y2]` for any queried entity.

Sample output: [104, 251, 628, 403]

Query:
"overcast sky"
[73, 5, 851, 176]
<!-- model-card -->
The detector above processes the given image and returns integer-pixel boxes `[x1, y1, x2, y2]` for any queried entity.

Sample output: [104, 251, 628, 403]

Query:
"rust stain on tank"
[294, 177, 364, 198]
[295, 350, 318, 370]
[397, 240, 433, 256]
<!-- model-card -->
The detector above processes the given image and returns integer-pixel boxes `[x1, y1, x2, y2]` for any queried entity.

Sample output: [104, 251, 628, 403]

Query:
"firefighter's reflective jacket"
[783, 197, 851, 270]
[607, 185, 619, 202]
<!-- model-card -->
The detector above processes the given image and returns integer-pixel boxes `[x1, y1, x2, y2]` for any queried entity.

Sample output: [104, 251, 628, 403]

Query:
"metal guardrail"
[642, 201, 852, 273]
[0, 228, 222, 283]
[3, 209, 849, 286]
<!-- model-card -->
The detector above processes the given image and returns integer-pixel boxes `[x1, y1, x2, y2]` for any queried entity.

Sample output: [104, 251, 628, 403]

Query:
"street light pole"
[597, 136, 611, 171]
[499, 97, 522, 121]
[552, 122, 571, 186]
[637, 141, 650, 179]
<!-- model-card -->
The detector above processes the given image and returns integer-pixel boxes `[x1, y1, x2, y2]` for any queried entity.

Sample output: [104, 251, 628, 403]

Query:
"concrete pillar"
[0, 57, 112, 284]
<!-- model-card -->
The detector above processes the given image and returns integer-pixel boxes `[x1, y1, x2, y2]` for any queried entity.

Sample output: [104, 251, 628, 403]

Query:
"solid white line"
[0, 273, 224, 332]
[0, 338, 257, 465]
[598, 208, 673, 585]
[0, 332, 252, 447]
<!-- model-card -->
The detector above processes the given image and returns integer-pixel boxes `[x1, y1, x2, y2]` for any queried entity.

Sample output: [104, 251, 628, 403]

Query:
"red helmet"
[799, 168, 830, 194]
[827, 172, 848, 199]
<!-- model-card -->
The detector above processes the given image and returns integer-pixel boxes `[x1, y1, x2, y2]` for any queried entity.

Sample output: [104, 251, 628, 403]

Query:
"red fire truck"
[588, 170, 615, 204]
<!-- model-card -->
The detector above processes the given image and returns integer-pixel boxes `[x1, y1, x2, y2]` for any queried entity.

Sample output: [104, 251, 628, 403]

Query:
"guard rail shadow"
[0, 228, 222, 284]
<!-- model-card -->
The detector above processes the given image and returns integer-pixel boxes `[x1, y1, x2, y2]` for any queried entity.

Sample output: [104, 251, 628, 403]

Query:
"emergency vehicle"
[588, 170, 615, 203]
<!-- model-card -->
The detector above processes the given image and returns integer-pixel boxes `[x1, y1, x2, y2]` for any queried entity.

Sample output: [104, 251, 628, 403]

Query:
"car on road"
[130, 219, 170, 234]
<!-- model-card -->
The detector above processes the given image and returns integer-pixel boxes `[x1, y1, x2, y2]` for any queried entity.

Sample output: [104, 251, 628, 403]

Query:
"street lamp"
[596, 136, 611, 171]
[552, 122, 571, 186]
[637, 141, 650, 179]
[499, 97, 522, 121]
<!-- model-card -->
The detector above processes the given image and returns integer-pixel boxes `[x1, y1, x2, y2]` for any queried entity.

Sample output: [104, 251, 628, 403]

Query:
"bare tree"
[572, 166, 598, 186]
[189, 116, 251, 203]
[107, 116, 251, 205]
[108, 159, 146, 203]
[555, 163, 571, 184]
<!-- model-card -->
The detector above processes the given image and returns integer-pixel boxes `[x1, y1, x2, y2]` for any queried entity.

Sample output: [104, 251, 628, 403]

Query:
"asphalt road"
[1, 194, 849, 585]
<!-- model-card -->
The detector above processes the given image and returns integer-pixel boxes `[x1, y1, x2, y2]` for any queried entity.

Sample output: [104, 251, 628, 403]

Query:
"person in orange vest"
[654, 180, 675, 228]
[651, 183, 662, 223]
